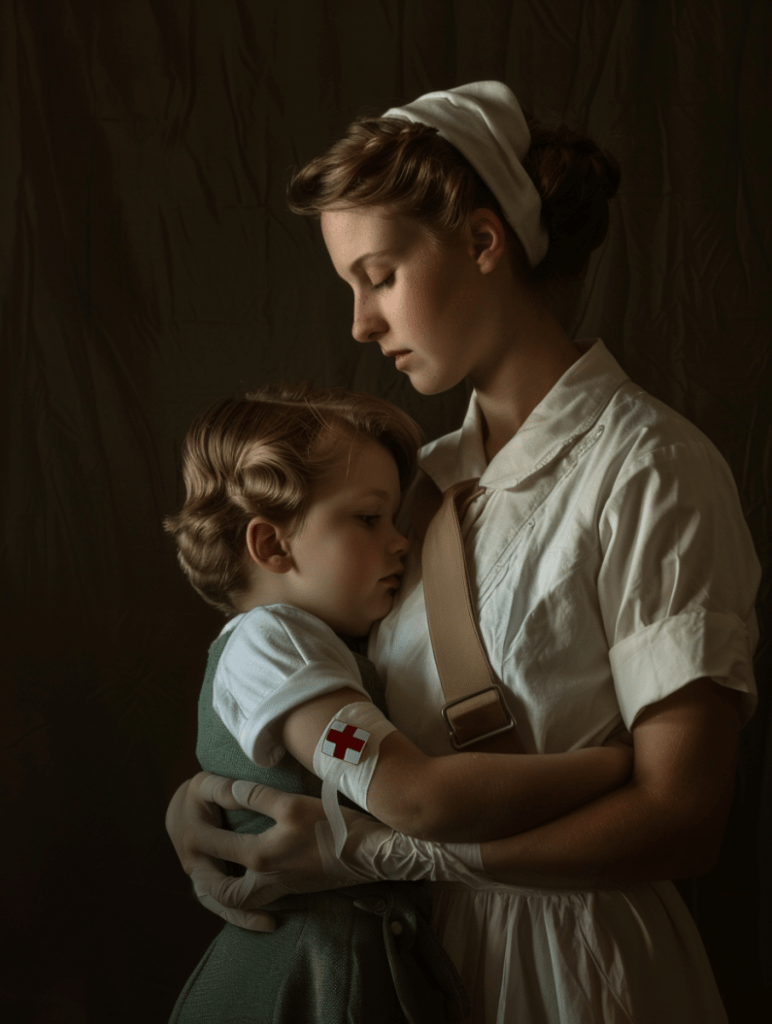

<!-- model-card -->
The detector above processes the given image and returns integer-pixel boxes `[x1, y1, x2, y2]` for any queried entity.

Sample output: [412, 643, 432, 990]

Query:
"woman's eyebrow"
[348, 249, 393, 273]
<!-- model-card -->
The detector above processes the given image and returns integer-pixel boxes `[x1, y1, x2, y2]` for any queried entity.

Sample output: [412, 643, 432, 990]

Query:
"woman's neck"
[471, 284, 581, 463]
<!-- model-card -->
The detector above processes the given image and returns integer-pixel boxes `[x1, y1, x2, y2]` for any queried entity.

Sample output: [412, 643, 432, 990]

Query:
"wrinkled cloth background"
[1, 1, 770, 1022]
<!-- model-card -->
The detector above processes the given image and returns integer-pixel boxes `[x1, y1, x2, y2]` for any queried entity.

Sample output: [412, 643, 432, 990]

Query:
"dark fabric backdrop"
[1, 1, 769, 1022]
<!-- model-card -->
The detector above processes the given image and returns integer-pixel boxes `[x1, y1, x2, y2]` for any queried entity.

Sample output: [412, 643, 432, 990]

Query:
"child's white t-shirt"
[212, 603, 369, 768]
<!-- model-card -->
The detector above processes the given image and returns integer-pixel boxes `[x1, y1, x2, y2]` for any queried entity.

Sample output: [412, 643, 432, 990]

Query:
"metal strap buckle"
[441, 684, 515, 750]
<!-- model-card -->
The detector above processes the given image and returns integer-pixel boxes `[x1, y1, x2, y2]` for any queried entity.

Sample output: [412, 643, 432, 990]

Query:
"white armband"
[312, 701, 396, 857]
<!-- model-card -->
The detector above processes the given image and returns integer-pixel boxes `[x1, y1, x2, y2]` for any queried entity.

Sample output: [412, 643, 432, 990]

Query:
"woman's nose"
[352, 298, 386, 344]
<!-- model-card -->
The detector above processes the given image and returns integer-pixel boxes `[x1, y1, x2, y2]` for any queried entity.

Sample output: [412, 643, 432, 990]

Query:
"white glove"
[167, 774, 490, 929]
[316, 813, 486, 888]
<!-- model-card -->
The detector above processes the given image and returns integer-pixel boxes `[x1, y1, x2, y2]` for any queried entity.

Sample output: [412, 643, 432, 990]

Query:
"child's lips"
[381, 572, 403, 588]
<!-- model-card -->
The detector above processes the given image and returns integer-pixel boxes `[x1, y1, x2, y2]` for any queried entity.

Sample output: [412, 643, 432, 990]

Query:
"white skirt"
[429, 880, 727, 1024]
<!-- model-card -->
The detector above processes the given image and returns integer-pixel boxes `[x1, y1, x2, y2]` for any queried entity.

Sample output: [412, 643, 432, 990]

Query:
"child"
[164, 380, 632, 1024]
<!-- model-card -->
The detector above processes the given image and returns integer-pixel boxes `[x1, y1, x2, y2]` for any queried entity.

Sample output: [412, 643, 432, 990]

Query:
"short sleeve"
[212, 604, 369, 767]
[598, 441, 760, 728]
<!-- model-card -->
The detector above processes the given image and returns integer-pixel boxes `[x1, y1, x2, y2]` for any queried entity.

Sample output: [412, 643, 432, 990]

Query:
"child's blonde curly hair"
[165, 382, 422, 615]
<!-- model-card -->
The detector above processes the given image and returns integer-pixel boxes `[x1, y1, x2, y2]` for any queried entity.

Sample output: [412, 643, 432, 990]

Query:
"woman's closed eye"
[372, 272, 395, 290]
[356, 514, 382, 526]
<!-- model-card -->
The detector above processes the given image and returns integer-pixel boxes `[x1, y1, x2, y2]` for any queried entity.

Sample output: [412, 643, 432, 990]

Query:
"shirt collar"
[420, 340, 629, 491]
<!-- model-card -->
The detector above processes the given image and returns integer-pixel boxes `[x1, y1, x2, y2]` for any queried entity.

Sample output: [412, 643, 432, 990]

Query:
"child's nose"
[389, 528, 410, 555]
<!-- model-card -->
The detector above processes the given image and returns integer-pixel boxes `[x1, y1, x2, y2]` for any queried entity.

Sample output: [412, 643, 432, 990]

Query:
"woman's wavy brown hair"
[165, 382, 422, 615]
[287, 112, 620, 284]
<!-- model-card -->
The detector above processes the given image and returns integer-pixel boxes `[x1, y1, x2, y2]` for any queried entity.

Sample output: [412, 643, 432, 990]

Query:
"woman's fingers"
[166, 774, 270, 872]
[196, 771, 245, 811]
[192, 860, 280, 913]
[196, 774, 304, 825]
[165, 772, 309, 930]
[229, 779, 300, 818]
[195, 888, 277, 933]
[168, 772, 346, 918]
[196, 818, 289, 873]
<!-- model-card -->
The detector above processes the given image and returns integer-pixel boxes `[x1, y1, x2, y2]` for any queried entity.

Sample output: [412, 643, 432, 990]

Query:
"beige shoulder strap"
[414, 473, 523, 754]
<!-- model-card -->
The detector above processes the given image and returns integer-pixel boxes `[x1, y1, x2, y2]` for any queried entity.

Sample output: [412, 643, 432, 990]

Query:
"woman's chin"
[404, 370, 460, 396]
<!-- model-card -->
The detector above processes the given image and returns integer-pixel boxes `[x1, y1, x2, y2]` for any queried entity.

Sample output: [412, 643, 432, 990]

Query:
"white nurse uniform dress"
[369, 339, 760, 1024]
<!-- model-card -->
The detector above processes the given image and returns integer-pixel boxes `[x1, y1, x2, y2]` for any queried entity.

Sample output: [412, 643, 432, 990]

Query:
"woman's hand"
[165, 772, 287, 932]
[166, 772, 494, 929]
[165, 772, 372, 931]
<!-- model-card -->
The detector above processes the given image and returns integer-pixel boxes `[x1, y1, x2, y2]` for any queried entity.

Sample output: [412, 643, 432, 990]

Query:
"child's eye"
[357, 514, 381, 526]
[373, 273, 394, 290]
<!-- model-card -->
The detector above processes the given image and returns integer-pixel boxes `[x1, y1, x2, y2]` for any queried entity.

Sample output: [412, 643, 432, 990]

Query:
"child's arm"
[280, 687, 632, 844]
[164, 681, 735, 933]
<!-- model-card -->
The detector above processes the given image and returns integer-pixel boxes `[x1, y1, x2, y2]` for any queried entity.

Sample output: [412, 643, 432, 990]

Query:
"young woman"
[166, 82, 761, 1023]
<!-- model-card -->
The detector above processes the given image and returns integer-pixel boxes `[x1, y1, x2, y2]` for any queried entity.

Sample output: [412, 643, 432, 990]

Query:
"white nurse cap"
[384, 81, 548, 267]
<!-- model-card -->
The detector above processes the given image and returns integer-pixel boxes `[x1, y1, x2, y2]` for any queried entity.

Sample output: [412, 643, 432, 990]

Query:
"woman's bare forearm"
[479, 778, 698, 888]
[478, 680, 741, 888]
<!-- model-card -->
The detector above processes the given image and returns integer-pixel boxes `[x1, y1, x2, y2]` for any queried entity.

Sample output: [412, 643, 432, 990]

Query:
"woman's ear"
[246, 517, 293, 574]
[468, 208, 508, 274]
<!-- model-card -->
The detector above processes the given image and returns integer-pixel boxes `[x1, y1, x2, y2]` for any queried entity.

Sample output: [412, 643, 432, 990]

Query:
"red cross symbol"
[322, 721, 370, 764]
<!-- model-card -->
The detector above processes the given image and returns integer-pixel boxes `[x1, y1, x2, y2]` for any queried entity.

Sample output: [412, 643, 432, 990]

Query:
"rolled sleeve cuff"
[239, 662, 370, 767]
[609, 610, 758, 729]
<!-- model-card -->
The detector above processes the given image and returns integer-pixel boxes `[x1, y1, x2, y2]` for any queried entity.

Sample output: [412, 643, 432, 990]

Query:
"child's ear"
[246, 517, 293, 574]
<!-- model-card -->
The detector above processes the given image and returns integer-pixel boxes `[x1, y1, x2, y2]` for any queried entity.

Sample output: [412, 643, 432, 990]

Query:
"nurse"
[166, 82, 760, 1023]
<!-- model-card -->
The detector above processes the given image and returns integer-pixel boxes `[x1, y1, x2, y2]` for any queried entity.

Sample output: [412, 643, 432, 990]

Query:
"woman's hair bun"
[523, 118, 621, 282]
